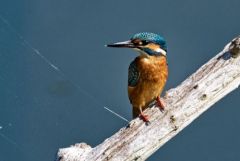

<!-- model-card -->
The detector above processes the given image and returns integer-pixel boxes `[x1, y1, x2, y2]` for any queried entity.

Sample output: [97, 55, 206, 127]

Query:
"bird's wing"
[128, 60, 140, 87]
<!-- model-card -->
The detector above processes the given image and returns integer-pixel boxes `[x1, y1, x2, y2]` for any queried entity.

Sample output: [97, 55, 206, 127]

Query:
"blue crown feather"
[132, 32, 167, 52]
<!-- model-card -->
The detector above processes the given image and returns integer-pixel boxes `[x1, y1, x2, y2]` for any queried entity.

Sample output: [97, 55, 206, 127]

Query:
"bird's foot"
[139, 113, 150, 123]
[156, 96, 165, 112]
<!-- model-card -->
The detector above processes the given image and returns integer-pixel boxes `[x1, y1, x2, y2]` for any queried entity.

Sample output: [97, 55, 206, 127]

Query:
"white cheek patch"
[156, 47, 167, 56]
[133, 47, 166, 56]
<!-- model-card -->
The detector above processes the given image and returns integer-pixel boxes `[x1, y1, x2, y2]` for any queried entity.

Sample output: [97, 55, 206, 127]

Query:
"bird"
[106, 32, 168, 122]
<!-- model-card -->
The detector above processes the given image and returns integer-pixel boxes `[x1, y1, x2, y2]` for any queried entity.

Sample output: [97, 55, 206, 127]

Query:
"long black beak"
[106, 40, 134, 48]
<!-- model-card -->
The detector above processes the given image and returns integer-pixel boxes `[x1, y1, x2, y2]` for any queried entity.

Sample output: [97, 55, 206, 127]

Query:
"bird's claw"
[139, 113, 150, 123]
[156, 96, 165, 112]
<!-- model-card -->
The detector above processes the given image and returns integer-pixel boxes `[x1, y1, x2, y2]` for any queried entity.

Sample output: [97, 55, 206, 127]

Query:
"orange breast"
[128, 55, 168, 117]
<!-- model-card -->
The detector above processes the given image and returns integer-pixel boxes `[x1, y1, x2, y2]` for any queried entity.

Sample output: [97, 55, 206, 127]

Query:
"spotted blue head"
[107, 32, 167, 56]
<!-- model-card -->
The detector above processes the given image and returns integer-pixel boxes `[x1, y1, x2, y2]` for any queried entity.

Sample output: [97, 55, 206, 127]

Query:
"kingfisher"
[107, 32, 168, 122]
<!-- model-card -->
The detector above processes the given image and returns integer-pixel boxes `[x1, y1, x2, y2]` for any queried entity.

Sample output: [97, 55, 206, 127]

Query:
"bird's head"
[106, 32, 167, 56]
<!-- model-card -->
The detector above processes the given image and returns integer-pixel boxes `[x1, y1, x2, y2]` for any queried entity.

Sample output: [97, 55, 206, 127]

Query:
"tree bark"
[57, 36, 240, 161]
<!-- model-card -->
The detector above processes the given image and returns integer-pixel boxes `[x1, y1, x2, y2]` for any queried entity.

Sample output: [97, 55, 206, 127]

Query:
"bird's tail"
[132, 107, 140, 118]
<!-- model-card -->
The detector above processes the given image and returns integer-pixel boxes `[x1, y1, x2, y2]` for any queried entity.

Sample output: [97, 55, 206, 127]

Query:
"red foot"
[139, 113, 150, 122]
[156, 96, 165, 111]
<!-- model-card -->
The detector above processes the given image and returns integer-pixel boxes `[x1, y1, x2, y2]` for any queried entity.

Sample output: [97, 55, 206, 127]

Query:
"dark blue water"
[0, 1, 240, 161]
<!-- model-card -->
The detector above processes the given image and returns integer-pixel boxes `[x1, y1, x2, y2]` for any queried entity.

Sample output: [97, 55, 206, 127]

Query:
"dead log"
[57, 36, 240, 161]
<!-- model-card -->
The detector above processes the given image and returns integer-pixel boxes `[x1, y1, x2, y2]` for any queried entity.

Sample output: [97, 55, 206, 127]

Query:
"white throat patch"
[133, 48, 148, 55]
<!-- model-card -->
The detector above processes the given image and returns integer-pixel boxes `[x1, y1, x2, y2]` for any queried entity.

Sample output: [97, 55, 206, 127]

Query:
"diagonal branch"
[57, 36, 240, 161]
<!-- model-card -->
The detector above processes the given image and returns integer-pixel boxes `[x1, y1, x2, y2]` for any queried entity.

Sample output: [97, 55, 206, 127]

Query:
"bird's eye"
[141, 40, 149, 45]
[132, 39, 141, 45]
[132, 39, 149, 46]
